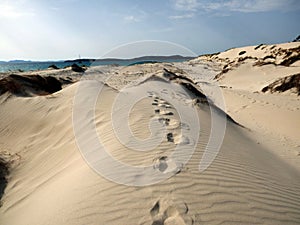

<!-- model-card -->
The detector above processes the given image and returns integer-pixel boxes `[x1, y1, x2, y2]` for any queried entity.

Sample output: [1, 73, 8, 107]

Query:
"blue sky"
[0, 0, 299, 60]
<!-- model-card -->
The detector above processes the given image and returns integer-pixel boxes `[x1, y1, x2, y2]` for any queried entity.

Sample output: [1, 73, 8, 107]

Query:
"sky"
[0, 0, 299, 60]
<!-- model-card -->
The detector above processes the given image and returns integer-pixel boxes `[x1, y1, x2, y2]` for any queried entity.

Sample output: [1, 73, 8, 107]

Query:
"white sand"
[0, 42, 300, 224]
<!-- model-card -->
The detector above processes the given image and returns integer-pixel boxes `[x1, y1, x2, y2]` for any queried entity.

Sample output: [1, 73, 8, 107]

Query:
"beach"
[0, 41, 300, 225]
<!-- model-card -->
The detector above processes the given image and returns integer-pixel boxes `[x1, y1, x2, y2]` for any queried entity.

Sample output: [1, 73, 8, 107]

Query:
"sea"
[0, 58, 190, 73]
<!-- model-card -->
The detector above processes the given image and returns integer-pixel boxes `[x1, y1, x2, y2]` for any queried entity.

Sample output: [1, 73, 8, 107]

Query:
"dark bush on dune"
[280, 55, 300, 66]
[293, 35, 300, 42]
[263, 55, 275, 60]
[279, 46, 300, 66]
[254, 44, 264, 50]
[262, 73, 300, 95]
[0, 74, 62, 96]
[48, 64, 59, 70]
[253, 60, 276, 67]
[71, 63, 86, 72]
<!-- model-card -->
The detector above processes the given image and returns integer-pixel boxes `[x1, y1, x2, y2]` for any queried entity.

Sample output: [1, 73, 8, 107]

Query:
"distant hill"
[8, 60, 33, 63]
[1, 55, 194, 65]
[95, 55, 194, 62]
[64, 59, 95, 63]
[133, 55, 194, 61]
[63, 55, 194, 63]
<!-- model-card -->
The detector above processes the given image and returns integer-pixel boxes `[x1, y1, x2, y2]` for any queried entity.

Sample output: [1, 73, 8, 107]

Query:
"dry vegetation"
[0, 74, 62, 96]
[262, 73, 300, 95]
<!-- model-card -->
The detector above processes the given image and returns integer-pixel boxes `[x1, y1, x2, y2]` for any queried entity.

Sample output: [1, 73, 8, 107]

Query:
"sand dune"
[189, 42, 300, 168]
[0, 43, 300, 224]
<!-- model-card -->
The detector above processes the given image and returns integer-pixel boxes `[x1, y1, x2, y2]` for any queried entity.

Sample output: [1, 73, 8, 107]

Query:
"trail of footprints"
[148, 91, 193, 175]
[148, 91, 191, 145]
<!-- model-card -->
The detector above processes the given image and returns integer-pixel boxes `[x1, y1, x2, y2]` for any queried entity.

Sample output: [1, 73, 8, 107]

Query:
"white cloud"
[204, 0, 300, 12]
[173, 0, 199, 11]
[0, 2, 35, 19]
[123, 10, 147, 23]
[169, 13, 195, 19]
[124, 15, 140, 22]
[172, 0, 300, 13]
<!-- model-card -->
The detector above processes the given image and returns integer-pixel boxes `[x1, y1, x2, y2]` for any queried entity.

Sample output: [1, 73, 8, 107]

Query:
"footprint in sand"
[163, 206, 187, 225]
[157, 99, 168, 104]
[153, 156, 169, 172]
[170, 133, 192, 145]
[161, 89, 169, 94]
[155, 109, 160, 114]
[175, 135, 191, 145]
[153, 156, 182, 175]
[167, 133, 174, 142]
[161, 111, 174, 116]
[147, 91, 158, 98]
[150, 201, 188, 225]
[159, 103, 172, 109]
[154, 109, 174, 116]
[158, 117, 170, 126]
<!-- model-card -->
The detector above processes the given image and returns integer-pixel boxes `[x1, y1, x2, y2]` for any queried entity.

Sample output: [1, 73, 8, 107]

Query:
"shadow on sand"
[0, 158, 9, 207]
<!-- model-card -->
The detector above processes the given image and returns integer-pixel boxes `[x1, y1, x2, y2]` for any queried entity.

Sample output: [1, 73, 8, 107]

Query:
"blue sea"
[0, 58, 188, 73]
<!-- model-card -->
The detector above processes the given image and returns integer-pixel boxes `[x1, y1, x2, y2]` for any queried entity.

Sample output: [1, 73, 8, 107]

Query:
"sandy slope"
[189, 41, 300, 169]
[0, 42, 300, 224]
